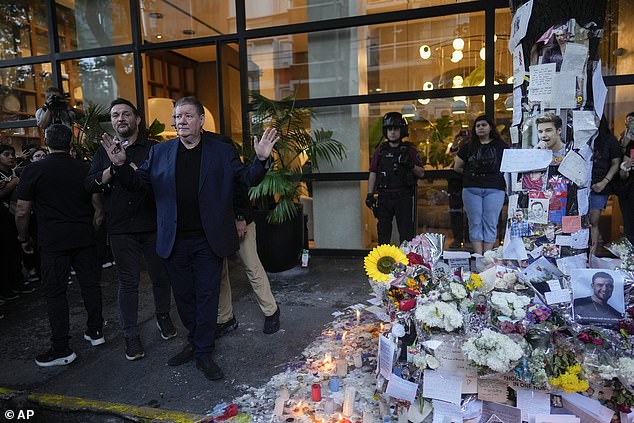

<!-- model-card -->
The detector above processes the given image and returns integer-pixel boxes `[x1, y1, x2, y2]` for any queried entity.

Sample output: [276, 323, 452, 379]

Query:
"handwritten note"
[571, 228, 590, 250]
[435, 341, 478, 394]
[562, 216, 582, 233]
[378, 334, 396, 380]
[558, 151, 588, 187]
[556, 254, 588, 276]
[431, 400, 462, 423]
[513, 44, 526, 87]
[501, 149, 553, 173]
[386, 375, 418, 403]
[573, 111, 598, 149]
[422, 370, 462, 405]
[517, 389, 551, 423]
[547, 279, 562, 291]
[555, 235, 571, 247]
[528, 63, 557, 102]
[546, 71, 577, 108]
[561, 42, 589, 75]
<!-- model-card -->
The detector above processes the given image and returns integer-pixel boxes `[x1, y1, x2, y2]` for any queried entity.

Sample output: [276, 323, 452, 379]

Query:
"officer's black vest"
[376, 142, 415, 191]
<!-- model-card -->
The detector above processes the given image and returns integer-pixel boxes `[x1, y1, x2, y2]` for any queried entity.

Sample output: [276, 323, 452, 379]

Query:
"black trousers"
[110, 232, 172, 338]
[40, 246, 103, 352]
[0, 207, 22, 296]
[620, 196, 634, 244]
[377, 190, 414, 245]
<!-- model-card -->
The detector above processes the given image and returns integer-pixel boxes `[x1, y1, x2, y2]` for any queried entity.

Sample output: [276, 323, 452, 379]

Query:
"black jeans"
[163, 237, 222, 359]
[620, 196, 634, 244]
[377, 190, 415, 245]
[110, 232, 172, 338]
[0, 207, 22, 296]
[40, 246, 103, 352]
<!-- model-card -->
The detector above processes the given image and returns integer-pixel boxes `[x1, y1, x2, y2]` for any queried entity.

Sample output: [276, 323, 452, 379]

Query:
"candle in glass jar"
[342, 387, 356, 417]
[323, 397, 335, 415]
[335, 357, 348, 377]
[353, 352, 363, 368]
[312, 383, 322, 402]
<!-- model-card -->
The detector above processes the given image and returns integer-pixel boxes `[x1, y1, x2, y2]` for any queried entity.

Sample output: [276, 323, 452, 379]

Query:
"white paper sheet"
[561, 43, 589, 75]
[555, 235, 571, 246]
[510, 125, 520, 145]
[378, 334, 396, 380]
[571, 228, 590, 250]
[593, 60, 608, 119]
[435, 341, 478, 394]
[534, 415, 580, 423]
[500, 149, 553, 173]
[577, 188, 589, 215]
[422, 370, 463, 405]
[513, 86, 523, 126]
[431, 400, 462, 423]
[562, 393, 615, 423]
[573, 111, 598, 149]
[556, 254, 588, 276]
[522, 256, 564, 282]
[528, 63, 557, 102]
[480, 401, 523, 423]
[516, 389, 551, 423]
[529, 245, 543, 259]
[508, 0, 534, 52]
[545, 289, 572, 305]
[508, 194, 519, 215]
[513, 44, 526, 87]
[547, 279, 562, 291]
[545, 71, 577, 108]
[386, 375, 419, 403]
[443, 251, 471, 259]
[558, 150, 588, 187]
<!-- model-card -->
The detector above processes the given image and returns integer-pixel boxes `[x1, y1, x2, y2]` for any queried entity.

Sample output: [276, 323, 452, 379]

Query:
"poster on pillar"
[506, 0, 608, 263]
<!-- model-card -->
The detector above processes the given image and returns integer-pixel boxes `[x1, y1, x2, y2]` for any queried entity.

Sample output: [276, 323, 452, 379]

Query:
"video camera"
[47, 93, 70, 110]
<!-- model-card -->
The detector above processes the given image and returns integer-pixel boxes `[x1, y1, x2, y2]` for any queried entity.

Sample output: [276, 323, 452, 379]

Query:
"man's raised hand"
[101, 132, 127, 166]
[253, 127, 279, 161]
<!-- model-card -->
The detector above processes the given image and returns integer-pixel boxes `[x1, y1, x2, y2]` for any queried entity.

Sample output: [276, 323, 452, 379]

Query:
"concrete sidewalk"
[0, 255, 368, 421]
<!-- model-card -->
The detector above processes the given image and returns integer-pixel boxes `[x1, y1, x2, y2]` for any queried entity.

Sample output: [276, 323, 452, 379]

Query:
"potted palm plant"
[245, 92, 346, 272]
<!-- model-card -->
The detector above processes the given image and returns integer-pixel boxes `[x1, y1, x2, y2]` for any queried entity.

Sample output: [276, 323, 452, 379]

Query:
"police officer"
[366, 112, 424, 245]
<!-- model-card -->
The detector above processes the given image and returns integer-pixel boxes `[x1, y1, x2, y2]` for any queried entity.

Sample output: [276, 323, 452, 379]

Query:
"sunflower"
[364, 244, 409, 282]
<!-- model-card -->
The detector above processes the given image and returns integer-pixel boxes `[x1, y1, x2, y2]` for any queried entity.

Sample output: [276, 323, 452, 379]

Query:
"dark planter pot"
[254, 204, 304, 273]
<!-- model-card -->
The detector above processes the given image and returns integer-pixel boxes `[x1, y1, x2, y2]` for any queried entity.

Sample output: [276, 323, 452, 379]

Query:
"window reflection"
[0, 64, 52, 122]
[0, 1, 48, 59]
[247, 12, 513, 101]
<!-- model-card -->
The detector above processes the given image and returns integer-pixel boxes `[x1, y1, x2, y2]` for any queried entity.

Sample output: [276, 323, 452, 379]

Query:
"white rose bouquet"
[415, 300, 463, 332]
[490, 291, 531, 321]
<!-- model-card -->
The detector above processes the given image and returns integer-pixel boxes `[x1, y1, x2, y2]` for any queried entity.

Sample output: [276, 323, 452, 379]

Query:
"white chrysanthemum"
[490, 291, 530, 320]
[415, 301, 463, 332]
[450, 282, 467, 299]
[462, 328, 524, 373]
[618, 357, 634, 381]
[391, 323, 406, 338]
[441, 292, 453, 301]
[412, 353, 427, 369]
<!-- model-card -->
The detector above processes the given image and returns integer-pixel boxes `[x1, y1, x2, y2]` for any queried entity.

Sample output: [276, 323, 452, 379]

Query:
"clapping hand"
[253, 127, 279, 161]
[100, 133, 127, 166]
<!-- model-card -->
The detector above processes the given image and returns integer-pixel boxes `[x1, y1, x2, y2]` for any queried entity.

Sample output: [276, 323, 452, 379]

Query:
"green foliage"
[247, 92, 347, 224]
[413, 115, 456, 169]
[147, 118, 166, 142]
[73, 103, 108, 161]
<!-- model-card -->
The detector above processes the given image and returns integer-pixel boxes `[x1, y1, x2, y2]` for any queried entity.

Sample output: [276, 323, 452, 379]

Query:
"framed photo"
[571, 269, 625, 324]
[528, 198, 550, 224]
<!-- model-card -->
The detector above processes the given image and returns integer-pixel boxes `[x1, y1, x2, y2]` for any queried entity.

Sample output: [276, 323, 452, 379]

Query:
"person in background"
[215, 130, 280, 336]
[15, 124, 104, 367]
[86, 98, 177, 361]
[35, 87, 82, 130]
[101, 96, 278, 381]
[366, 112, 425, 245]
[454, 115, 508, 255]
[447, 129, 469, 249]
[589, 118, 621, 255]
[618, 130, 634, 243]
[618, 112, 634, 154]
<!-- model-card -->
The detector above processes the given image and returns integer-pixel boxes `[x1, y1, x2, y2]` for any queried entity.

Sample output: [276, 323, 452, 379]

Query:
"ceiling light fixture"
[451, 99, 467, 114]
[156, 34, 163, 39]
[419, 45, 431, 60]
[422, 81, 434, 91]
[452, 75, 463, 88]
[450, 50, 463, 63]
[452, 38, 465, 50]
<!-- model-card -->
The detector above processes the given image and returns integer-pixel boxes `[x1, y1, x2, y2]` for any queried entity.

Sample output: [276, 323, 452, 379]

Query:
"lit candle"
[273, 396, 286, 417]
[342, 331, 348, 344]
[380, 323, 384, 333]
[356, 309, 360, 324]
[353, 352, 363, 368]
[295, 400, 304, 415]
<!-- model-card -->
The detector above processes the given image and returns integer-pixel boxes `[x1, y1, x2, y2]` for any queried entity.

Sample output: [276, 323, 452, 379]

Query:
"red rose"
[577, 332, 592, 343]
[591, 338, 604, 345]
[400, 298, 416, 311]
[406, 252, 424, 265]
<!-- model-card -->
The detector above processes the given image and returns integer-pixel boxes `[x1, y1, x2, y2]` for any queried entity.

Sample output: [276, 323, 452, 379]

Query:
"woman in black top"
[454, 115, 508, 254]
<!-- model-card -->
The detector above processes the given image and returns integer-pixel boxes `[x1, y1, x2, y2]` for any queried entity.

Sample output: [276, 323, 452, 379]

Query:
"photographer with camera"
[36, 87, 82, 130]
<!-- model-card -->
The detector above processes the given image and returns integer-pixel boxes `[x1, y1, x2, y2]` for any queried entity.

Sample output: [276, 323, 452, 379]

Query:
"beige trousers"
[217, 221, 278, 323]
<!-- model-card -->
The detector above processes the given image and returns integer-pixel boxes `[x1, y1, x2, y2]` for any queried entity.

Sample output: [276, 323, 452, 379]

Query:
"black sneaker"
[215, 316, 238, 338]
[156, 314, 177, 340]
[263, 306, 281, 334]
[125, 336, 145, 361]
[195, 354, 224, 380]
[167, 344, 194, 366]
[35, 348, 77, 367]
[83, 329, 105, 346]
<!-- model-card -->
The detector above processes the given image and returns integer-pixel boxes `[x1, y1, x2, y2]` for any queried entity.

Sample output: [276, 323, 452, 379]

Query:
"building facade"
[1, 0, 633, 252]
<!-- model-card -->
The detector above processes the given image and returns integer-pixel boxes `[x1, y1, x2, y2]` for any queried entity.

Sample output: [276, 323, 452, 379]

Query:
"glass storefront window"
[55, 0, 132, 51]
[495, 8, 513, 85]
[0, 1, 49, 59]
[600, 0, 634, 76]
[61, 54, 135, 112]
[0, 127, 43, 155]
[139, 0, 236, 43]
[0, 63, 52, 123]
[247, 12, 512, 101]
[246, 0, 476, 29]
